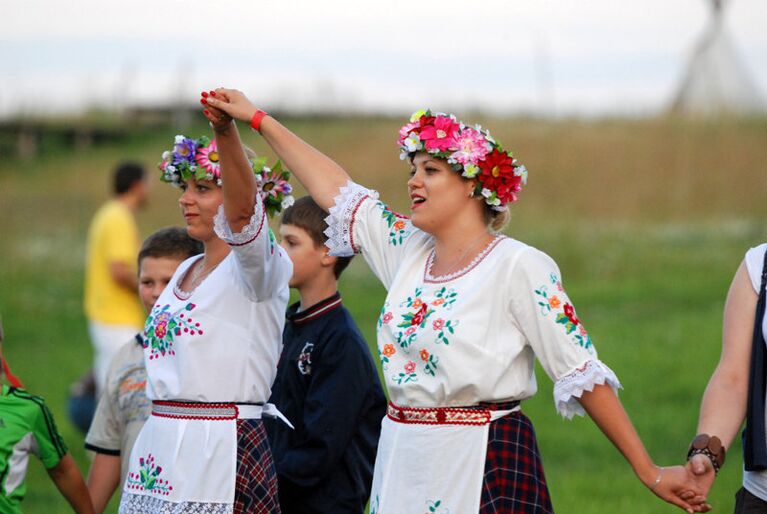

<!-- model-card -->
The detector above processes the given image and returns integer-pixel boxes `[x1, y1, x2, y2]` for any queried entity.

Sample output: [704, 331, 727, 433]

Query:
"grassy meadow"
[1, 114, 766, 513]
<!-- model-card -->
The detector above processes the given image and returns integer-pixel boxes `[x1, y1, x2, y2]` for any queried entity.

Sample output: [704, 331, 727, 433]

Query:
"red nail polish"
[200, 98, 207, 105]
[203, 109, 210, 115]
[210, 91, 217, 97]
[201, 91, 209, 98]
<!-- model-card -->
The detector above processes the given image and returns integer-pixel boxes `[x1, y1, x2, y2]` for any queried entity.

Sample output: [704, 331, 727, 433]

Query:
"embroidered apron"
[119, 403, 290, 514]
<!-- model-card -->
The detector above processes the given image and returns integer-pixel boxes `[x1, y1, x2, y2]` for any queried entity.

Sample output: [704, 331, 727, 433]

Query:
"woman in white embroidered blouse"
[119, 105, 293, 514]
[203, 89, 709, 514]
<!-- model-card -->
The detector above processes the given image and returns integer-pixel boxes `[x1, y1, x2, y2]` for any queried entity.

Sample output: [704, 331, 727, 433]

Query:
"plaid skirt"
[233, 419, 281, 514]
[479, 411, 553, 514]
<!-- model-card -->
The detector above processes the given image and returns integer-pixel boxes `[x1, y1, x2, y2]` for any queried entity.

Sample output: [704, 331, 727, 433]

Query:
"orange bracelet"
[250, 109, 268, 132]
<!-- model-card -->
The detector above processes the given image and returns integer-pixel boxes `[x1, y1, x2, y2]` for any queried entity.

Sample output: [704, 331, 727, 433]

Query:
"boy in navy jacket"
[267, 196, 386, 514]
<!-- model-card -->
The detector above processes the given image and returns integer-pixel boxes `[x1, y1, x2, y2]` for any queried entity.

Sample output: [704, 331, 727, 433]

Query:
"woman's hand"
[201, 91, 233, 133]
[647, 465, 711, 513]
[202, 88, 258, 123]
[685, 454, 717, 500]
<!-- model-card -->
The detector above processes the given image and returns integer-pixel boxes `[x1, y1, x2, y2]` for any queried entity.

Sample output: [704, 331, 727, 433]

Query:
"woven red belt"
[386, 400, 520, 426]
[152, 401, 242, 420]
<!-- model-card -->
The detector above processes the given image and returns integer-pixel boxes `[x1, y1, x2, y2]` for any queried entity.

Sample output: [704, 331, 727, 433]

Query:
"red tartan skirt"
[233, 418, 281, 514]
[479, 411, 554, 514]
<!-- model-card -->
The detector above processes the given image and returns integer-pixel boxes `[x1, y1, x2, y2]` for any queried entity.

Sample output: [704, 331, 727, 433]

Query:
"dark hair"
[138, 227, 203, 267]
[281, 196, 353, 278]
[114, 162, 146, 195]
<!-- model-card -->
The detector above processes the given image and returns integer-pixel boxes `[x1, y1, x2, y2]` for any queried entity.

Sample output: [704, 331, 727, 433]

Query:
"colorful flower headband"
[159, 135, 294, 217]
[397, 109, 528, 210]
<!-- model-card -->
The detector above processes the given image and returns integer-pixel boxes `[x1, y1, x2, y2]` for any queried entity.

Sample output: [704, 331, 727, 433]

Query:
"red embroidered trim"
[386, 402, 492, 426]
[228, 207, 265, 247]
[348, 194, 371, 254]
[151, 401, 239, 421]
[293, 297, 343, 325]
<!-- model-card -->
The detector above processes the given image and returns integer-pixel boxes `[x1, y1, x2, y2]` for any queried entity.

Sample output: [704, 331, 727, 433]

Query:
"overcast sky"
[2, 0, 766, 117]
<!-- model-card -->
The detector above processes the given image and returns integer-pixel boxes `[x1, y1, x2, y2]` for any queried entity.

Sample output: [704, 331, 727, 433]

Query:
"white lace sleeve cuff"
[552, 359, 622, 419]
[213, 200, 265, 246]
[323, 180, 378, 257]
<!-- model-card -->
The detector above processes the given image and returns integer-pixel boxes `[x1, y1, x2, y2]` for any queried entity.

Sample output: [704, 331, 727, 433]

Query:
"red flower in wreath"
[478, 149, 523, 204]
[563, 303, 580, 325]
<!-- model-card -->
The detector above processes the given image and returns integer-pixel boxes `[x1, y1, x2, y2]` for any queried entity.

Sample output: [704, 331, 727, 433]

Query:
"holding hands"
[201, 88, 264, 130]
[648, 464, 712, 513]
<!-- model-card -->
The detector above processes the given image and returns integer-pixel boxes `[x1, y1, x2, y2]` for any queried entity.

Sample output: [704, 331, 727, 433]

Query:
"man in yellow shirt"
[84, 162, 148, 397]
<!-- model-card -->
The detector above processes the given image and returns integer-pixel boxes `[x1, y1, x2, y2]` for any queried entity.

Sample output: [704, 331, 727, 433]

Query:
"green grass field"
[1, 115, 766, 513]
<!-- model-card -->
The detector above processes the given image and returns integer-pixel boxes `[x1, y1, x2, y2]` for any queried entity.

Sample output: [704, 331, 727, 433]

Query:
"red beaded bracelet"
[250, 109, 268, 132]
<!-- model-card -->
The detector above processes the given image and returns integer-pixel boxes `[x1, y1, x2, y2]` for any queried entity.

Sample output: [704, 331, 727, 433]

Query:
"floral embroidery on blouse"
[376, 201, 411, 246]
[385, 286, 461, 383]
[126, 454, 173, 496]
[143, 302, 203, 359]
[369, 495, 380, 514]
[426, 499, 449, 513]
[534, 273, 593, 351]
[393, 360, 419, 384]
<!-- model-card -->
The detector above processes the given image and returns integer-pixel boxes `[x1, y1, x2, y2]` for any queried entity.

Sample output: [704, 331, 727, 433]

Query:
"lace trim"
[324, 181, 378, 257]
[553, 359, 622, 419]
[213, 200, 265, 247]
[120, 492, 231, 514]
[424, 235, 506, 283]
[173, 257, 203, 301]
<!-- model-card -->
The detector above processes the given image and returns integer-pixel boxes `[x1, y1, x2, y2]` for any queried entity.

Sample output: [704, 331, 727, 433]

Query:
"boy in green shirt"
[0, 318, 94, 513]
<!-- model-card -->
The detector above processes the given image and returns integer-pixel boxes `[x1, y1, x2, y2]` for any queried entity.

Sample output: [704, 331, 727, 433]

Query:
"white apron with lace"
[119, 198, 292, 514]
[325, 181, 621, 514]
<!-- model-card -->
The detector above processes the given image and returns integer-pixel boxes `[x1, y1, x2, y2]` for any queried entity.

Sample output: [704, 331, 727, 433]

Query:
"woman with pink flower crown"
[202, 89, 710, 514]
[118, 120, 294, 513]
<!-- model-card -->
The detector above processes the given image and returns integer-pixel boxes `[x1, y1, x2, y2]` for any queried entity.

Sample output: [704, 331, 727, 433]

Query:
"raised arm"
[203, 89, 350, 211]
[202, 107, 257, 233]
[687, 262, 755, 488]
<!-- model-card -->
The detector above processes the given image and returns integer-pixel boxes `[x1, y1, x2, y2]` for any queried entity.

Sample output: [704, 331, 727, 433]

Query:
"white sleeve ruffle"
[213, 200, 265, 246]
[553, 359, 622, 419]
[323, 181, 378, 257]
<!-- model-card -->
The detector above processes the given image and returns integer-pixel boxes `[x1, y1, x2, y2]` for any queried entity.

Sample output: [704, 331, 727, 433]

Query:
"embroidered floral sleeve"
[508, 246, 621, 418]
[324, 180, 427, 289]
[213, 198, 292, 302]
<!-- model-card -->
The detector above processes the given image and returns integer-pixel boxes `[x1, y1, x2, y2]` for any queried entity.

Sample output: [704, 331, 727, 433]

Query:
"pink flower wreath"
[397, 109, 528, 210]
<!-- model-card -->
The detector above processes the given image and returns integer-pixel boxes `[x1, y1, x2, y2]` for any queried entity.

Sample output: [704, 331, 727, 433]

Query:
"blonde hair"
[484, 205, 510, 233]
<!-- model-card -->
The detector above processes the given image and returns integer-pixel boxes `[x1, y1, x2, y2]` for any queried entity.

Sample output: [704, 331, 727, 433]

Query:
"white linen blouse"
[325, 181, 620, 418]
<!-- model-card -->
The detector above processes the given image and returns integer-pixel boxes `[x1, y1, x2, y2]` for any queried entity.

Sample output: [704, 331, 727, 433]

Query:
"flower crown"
[159, 135, 294, 217]
[397, 109, 528, 210]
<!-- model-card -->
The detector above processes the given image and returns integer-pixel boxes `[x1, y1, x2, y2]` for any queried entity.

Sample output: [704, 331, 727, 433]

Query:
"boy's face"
[279, 223, 330, 289]
[138, 256, 185, 312]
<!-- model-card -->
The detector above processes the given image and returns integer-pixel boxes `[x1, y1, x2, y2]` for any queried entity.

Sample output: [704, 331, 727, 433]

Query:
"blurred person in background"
[84, 227, 202, 513]
[0, 316, 95, 514]
[117, 124, 293, 513]
[84, 162, 149, 398]
[202, 89, 711, 514]
[685, 242, 767, 513]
